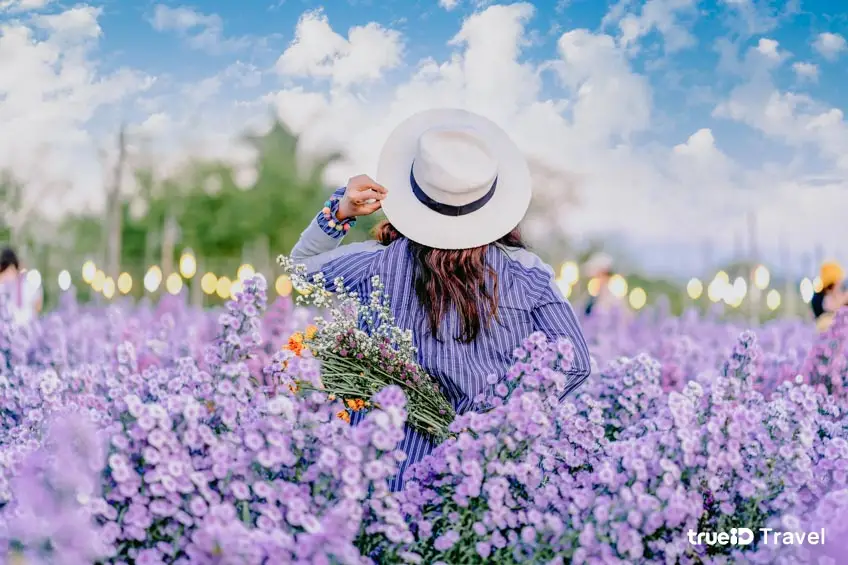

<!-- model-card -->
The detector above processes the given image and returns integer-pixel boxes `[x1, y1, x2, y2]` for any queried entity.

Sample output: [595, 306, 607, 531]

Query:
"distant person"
[583, 252, 615, 316]
[0, 247, 43, 325]
[811, 261, 848, 333]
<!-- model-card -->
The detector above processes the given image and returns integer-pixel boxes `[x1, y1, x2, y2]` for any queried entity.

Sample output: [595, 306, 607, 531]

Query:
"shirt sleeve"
[531, 273, 592, 399]
[289, 187, 383, 292]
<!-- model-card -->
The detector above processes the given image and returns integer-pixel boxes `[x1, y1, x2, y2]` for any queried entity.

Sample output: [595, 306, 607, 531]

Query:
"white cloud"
[603, 0, 699, 52]
[0, 7, 154, 220]
[0, 0, 52, 12]
[150, 4, 249, 53]
[792, 61, 818, 81]
[275, 9, 403, 87]
[34, 5, 102, 40]
[755, 37, 780, 59]
[439, 0, 460, 10]
[812, 32, 846, 61]
[714, 68, 848, 171]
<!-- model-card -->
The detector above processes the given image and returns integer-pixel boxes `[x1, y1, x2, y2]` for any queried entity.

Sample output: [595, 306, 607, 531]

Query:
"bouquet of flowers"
[277, 256, 455, 440]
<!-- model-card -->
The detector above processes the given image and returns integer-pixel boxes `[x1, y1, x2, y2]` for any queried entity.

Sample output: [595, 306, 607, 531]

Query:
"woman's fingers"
[348, 175, 387, 195]
[359, 201, 382, 215]
[354, 189, 386, 202]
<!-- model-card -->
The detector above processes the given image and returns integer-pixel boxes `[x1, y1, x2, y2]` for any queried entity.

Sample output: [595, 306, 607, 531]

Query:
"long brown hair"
[373, 220, 525, 343]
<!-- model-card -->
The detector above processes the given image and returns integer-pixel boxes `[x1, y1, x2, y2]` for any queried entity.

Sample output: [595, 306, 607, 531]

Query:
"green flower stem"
[302, 352, 455, 440]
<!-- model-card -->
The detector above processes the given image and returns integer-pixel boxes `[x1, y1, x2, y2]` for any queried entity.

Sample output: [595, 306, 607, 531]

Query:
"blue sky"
[2, 0, 848, 279]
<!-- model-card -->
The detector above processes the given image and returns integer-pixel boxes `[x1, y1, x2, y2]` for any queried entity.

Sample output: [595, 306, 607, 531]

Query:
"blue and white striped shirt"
[290, 188, 591, 490]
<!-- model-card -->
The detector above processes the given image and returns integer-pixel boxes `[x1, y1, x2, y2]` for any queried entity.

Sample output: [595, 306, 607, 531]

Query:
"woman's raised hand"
[336, 175, 388, 220]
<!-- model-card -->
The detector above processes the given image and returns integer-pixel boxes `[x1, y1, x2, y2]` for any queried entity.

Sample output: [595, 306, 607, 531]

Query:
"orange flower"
[336, 410, 351, 423]
[305, 325, 318, 340]
[288, 383, 299, 393]
[345, 398, 367, 412]
[283, 332, 305, 356]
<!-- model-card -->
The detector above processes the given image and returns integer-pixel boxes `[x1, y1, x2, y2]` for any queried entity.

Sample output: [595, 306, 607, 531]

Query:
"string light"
[166, 273, 183, 295]
[179, 251, 197, 279]
[102, 277, 115, 299]
[144, 266, 162, 293]
[216, 276, 231, 299]
[555, 277, 572, 298]
[800, 278, 814, 303]
[92, 270, 106, 293]
[707, 278, 724, 302]
[201, 273, 218, 294]
[275, 275, 292, 296]
[559, 261, 579, 285]
[587, 277, 601, 297]
[687, 278, 703, 300]
[237, 264, 255, 281]
[81, 261, 96, 284]
[57, 270, 71, 291]
[117, 273, 132, 294]
[608, 274, 628, 298]
[753, 265, 770, 290]
[733, 277, 747, 299]
[629, 287, 647, 309]
[766, 289, 781, 310]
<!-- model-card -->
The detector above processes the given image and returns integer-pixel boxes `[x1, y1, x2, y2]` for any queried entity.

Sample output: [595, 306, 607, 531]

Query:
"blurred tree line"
[56, 121, 380, 285]
[0, 119, 729, 317]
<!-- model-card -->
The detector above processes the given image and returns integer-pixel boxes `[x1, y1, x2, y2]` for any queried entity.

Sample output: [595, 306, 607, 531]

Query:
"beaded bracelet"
[321, 195, 357, 233]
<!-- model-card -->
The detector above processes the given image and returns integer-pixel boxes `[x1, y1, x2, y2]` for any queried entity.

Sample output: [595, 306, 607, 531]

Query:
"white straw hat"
[376, 108, 531, 250]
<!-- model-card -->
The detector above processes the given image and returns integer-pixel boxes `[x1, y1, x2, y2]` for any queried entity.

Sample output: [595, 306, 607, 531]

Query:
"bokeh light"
[230, 279, 243, 297]
[117, 273, 133, 294]
[707, 278, 724, 303]
[732, 277, 747, 300]
[201, 273, 218, 294]
[166, 273, 183, 295]
[275, 274, 292, 296]
[216, 276, 231, 299]
[92, 270, 106, 293]
[179, 251, 197, 279]
[687, 278, 703, 300]
[102, 277, 115, 299]
[587, 277, 600, 297]
[766, 289, 781, 311]
[608, 274, 628, 298]
[800, 278, 814, 303]
[628, 287, 647, 309]
[556, 278, 572, 298]
[81, 261, 96, 284]
[559, 261, 579, 285]
[144, 266, 162, 293]
[237, 264, 255, 281]
[57, 270, 71, 291]
[753, 265, 770, 290]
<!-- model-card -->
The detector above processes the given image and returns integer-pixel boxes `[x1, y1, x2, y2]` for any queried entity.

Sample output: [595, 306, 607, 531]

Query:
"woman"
[290, 109, 591, 489]
[0, 247, 43, 326]
[811, 261, 848, 333]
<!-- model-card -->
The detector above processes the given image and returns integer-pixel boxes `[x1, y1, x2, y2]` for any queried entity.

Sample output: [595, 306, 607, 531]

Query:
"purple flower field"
[1, 278, 847, 564]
